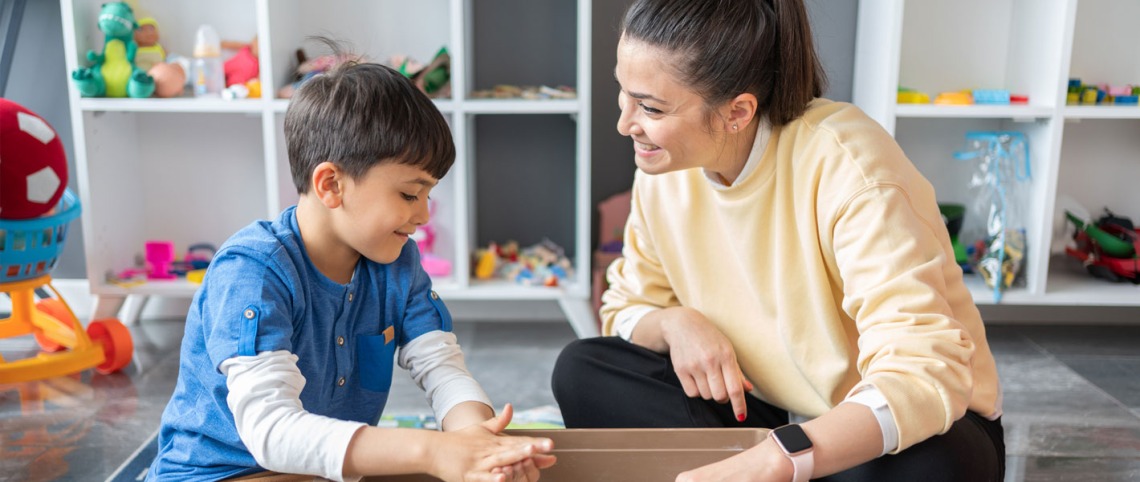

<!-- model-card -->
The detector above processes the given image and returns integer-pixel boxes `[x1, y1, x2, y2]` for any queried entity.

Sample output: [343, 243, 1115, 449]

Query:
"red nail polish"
[737, 414, 746, 422]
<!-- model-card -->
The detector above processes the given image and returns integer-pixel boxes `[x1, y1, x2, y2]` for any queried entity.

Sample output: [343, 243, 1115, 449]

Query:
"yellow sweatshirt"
[601, 99, 1001, 452]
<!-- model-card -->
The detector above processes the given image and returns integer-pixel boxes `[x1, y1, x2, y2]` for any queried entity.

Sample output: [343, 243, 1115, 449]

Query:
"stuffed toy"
[133, 17, 165, 72]
[0, 99, 68, 219]
[70, 2, 155, 98]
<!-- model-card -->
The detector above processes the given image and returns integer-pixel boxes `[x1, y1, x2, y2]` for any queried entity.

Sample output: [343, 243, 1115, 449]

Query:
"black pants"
[552, 337, 1005, 482]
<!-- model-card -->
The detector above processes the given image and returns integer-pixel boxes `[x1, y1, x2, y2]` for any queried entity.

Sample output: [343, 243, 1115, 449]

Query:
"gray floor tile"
[1017, 325, 1140, 357]
[985, 325, 1046, 357]
[1005, 456, 1140, 482]
[1057, 356, 1140, 408]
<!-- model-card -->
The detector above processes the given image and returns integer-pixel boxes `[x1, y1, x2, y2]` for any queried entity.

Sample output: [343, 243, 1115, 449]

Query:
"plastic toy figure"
[1066, 210, 1140, 283]
[70, 2, 155, 98]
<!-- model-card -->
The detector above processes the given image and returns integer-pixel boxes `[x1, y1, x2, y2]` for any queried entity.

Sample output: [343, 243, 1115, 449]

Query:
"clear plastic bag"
[954, 131, 1032, 302]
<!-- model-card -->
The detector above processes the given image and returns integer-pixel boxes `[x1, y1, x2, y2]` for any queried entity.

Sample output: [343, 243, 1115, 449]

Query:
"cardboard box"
[234, 428, 769, 482]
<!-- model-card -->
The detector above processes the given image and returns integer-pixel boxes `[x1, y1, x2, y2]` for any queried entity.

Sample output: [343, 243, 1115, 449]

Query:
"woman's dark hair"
[621, 0, 827, 126]
[284, 38, 454, 194]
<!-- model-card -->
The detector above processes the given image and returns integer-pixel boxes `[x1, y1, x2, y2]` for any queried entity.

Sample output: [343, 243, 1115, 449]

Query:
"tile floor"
[3, 319, 1140, 481]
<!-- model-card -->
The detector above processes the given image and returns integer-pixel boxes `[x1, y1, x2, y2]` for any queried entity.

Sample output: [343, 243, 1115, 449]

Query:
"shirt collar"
[703, 117, 772, 190]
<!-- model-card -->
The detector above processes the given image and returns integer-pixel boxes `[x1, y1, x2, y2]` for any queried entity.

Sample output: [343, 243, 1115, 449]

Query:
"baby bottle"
[192, 25, 224, 97]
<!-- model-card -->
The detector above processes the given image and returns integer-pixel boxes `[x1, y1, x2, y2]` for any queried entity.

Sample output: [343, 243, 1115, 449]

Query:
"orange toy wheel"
[87, 318, 133, 374]
[33, 299, 77, 352]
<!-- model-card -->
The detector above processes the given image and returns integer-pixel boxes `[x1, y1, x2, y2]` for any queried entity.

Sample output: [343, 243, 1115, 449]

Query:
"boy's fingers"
[483, 403, 514, 434]
[532, 453, 557, 469]
[520, 458, 540, 481]
[482, 443, 536, 468]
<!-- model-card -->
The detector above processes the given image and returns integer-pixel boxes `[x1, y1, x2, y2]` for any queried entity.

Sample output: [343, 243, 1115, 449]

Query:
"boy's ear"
[312, 161, 344, 208]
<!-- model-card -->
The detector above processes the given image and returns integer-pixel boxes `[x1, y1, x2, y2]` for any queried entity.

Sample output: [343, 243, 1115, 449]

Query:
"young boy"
[147, 56, 554, 481]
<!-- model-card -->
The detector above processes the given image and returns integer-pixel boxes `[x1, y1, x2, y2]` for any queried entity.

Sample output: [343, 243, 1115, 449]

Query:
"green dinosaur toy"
[71, 2, 155, 98]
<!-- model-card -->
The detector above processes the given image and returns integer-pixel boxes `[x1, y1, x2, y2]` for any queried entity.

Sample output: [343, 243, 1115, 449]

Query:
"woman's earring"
[732, 124, 739, 131]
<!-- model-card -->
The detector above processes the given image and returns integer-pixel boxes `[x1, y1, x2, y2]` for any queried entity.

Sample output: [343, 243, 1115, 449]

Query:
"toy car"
[1064, 210, 1140, 283]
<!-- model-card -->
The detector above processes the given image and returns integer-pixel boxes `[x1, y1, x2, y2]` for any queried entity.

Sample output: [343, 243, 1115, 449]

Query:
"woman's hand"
[675, 440, 792, 482]
[429, 404, 556, 482]
[658, 307, 754, 422]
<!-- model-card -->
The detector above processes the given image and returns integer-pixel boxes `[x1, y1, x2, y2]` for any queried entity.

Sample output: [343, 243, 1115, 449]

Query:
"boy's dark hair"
[284, 40, 455, 194]
[622, 0, 827, 127]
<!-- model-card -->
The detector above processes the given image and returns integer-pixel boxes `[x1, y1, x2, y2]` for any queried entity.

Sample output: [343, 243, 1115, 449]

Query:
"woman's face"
[614, 37, 730, 175]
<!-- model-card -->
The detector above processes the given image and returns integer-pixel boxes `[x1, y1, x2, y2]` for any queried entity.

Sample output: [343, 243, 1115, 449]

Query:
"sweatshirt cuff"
[843, 386, 898, 456]
[613, 305, 659, 340]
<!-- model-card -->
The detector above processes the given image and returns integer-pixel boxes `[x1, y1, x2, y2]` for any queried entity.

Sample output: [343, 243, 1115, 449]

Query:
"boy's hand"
[430, 404, 556, 482]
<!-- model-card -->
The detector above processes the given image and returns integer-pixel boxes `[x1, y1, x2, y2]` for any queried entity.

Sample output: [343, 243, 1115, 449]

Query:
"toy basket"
[0, 189, 80, 283]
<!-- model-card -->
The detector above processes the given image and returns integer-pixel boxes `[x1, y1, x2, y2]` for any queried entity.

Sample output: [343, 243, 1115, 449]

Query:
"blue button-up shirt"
[148, 206, 452, 480]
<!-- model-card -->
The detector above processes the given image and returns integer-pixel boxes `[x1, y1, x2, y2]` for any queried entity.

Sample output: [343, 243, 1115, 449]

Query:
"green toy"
[70, 2, 155, 98]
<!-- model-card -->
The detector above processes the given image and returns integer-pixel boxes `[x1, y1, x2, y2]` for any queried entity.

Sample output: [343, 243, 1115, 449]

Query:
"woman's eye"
[401, 193, 419, 202]
[639, 102, 662, 115]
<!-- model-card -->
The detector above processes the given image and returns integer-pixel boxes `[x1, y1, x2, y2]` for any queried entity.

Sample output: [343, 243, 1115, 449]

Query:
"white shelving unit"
[854, 0, 1140, 306]
[59, 0, 598, 337]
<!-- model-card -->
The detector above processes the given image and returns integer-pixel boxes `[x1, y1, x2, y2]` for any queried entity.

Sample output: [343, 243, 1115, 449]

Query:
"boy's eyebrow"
[614, 69, 668, 104]
[406, 177, 438, 188]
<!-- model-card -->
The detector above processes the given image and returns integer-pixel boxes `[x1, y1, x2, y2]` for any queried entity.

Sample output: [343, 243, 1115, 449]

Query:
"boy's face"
[334, 162, 437, 264]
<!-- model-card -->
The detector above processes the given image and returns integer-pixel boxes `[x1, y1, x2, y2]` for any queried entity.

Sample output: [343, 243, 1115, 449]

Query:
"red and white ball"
[0, 98, 68, 219]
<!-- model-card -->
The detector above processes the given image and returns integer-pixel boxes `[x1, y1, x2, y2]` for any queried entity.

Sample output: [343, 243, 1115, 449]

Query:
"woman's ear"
[724, 92, 758, 133]
[311, 161, 344, 209]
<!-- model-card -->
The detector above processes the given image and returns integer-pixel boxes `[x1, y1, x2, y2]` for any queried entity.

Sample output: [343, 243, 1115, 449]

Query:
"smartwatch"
[771, 424, 814, 482]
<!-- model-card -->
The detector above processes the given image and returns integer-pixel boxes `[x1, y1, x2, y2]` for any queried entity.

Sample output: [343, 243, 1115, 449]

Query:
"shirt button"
[337, 336, 345, 346]
[337, 377, 346, 387]
[244, 309, 255, 319]
[348, 293, 354, 302]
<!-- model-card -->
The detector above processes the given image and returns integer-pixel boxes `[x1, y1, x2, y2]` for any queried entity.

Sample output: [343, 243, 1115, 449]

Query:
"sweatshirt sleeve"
[831, 184, 976, 452]
[599, 175, 679, 336]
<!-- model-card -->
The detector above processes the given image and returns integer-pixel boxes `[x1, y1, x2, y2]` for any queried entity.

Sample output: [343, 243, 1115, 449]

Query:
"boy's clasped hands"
[432, 404, 556, 482]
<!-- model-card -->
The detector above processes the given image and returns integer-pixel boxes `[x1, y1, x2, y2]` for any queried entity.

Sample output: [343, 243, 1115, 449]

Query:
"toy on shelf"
[112, 241, 216, 284]
[0, 99, 69, 219]
[472, 239, 573, 287]
[938, 203, 969, 268]
[392, 46, 451, 98]
[276, 48, 365, 99]
[1067, 78, 1140, 106]
[192, 24, 225, 97]
[148, 60, 187, 98]
[132, 17, 165, 72]
[410, 202, 452, 277]
[470, 84, 577, 100]
[954, 131, 1033, 302]
[0, 100, 132, 384]
[934, 91, 973, 105]
[145, 241, 176, 280]
[1065, 209, 1139, 284]
[896, 87, 930, 104]
[70, 2, 155, 98]
[220, 36, 261, 100]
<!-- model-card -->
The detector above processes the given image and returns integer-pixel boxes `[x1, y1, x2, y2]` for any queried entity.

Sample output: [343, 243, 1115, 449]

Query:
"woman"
[551, 0, 1004, 481]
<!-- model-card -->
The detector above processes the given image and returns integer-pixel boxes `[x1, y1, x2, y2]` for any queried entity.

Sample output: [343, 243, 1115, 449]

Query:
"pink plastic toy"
[411, 202, 452, 277]
[145, 240, 176, 280]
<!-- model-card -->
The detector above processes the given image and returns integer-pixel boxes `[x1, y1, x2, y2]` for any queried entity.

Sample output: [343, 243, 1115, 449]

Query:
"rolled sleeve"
[832, 184, 975, 451]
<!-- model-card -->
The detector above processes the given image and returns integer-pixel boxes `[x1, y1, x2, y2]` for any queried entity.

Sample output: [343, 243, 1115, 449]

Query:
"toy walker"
[0, 190, 133, 384]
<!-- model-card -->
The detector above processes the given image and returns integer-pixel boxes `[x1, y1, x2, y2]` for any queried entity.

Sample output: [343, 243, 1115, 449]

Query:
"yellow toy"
[0, 190, 133, 384]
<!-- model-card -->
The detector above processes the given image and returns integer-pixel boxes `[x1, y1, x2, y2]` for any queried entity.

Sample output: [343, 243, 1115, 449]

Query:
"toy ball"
[0, 98, 68, 219]
[148, 62, 186, 98]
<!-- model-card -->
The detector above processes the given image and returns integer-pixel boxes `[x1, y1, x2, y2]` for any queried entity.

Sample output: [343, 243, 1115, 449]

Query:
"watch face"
[773, 424, 813, 453]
